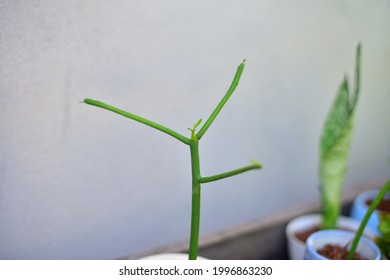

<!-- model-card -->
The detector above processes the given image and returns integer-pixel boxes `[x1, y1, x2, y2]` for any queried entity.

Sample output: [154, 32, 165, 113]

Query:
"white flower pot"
[285, 214, 375, 260]
[304, 229, 381, 260]
[139, 253, 208, 260]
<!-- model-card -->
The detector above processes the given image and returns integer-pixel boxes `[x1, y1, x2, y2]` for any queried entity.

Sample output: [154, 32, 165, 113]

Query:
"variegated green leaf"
[320, 78, 351, 157]
[319, 43, 362, 229]
[320, 116, 354, 229]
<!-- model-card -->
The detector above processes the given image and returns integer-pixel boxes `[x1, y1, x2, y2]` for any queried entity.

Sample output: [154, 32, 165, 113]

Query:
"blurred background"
[0, 0, 389, 259]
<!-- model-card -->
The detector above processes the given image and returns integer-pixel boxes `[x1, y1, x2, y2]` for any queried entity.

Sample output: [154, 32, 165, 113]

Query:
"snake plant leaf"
[321, 43, 361, 157]
[320, 78, 351, 156]
[319, 43, 362, 229]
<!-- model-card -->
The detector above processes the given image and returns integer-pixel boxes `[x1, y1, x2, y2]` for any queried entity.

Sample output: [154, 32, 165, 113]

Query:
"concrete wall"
[1, 0, 389, 259]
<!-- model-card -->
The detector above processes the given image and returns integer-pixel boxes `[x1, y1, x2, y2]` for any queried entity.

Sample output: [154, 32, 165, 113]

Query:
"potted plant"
[83, 60, 262, 260]
[304, 179, 389, 260]
[285, 43, 374, 259]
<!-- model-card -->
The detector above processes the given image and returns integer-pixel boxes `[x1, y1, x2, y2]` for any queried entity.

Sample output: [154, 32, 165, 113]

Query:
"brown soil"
[365, 198, 390, 213]
[317, 244, 364, 260]
[295, 226, 321, 243]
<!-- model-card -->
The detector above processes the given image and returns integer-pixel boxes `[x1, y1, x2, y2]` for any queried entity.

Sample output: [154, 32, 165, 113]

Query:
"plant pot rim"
[354, 189, 390, 210]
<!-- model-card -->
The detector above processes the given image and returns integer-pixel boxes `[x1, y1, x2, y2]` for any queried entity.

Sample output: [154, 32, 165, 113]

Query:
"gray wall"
[1, 0, 389, 259]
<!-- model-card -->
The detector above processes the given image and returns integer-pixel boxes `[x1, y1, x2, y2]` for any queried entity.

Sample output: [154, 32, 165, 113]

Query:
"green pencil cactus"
[319, 43, 362, 229]
[83, 60, 262, 260]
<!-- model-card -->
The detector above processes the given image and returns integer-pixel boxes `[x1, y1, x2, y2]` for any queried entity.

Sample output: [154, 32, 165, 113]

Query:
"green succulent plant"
[83, 60, 262, 260]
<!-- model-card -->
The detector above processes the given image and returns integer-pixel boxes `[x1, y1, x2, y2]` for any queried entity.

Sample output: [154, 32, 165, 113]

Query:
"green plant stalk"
[83, 99, 190, 145]
[189, 139, 201, 260]
[196, 60, 246, 140]
[200, 163, 262, 184]
[83, 60, 262, 260]
[347, 179, 390, 260]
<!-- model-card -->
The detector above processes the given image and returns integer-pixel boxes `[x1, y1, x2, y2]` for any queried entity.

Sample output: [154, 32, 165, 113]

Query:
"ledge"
[120, 180, 384, 260]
